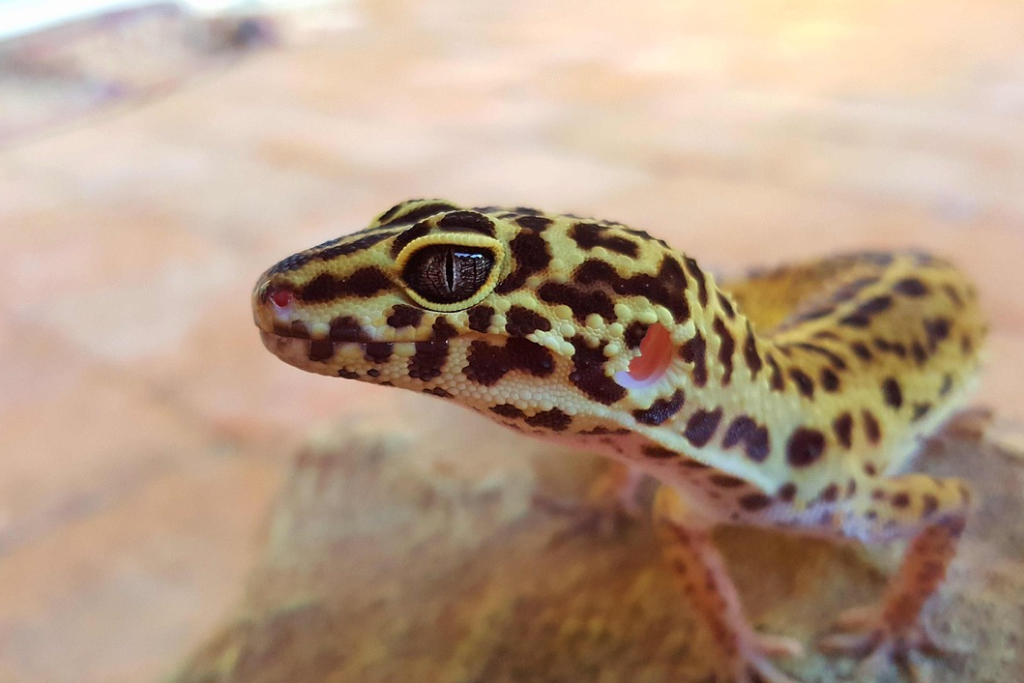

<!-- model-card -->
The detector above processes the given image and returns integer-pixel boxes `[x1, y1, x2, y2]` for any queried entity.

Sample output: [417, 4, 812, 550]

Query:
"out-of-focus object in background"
[0, 1, 285, 147]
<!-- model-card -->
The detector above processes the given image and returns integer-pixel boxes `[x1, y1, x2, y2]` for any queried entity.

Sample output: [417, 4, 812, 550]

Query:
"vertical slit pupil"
[402, 244, 496, 306]
[446, 248, 455, 294]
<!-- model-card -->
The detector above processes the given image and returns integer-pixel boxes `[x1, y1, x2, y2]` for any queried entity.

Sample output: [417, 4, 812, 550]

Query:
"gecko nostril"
[267, 285, 295, 309]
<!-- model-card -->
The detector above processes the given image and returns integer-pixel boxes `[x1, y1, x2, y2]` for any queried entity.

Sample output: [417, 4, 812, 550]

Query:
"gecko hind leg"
[821, 473, 972, 680]
[654, 486, 803, 683]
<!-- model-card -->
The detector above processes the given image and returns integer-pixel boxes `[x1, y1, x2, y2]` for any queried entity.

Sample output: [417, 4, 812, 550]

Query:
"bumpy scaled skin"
[253, 199, 987, 682]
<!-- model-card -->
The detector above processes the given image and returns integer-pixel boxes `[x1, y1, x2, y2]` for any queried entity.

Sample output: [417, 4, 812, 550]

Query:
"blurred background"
[1, 0, 1022, 681]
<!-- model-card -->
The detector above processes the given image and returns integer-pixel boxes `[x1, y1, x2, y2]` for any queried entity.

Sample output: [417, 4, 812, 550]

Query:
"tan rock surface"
[171, 400, 1024, 683]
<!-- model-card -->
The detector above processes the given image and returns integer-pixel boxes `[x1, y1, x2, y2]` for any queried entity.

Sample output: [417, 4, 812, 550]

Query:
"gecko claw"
[820, 605, 964, 681]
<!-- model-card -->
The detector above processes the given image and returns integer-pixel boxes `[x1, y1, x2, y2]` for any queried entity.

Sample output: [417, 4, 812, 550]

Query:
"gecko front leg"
[654, 487, 803, 683]
[823, 474, 973, 679]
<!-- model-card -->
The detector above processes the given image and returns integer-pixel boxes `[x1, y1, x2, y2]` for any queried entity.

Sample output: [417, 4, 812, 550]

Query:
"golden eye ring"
[395, 234, 505, 312]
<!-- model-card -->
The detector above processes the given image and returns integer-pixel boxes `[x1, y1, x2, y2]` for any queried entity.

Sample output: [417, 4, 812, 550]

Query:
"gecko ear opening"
[614, 323, 673, 389]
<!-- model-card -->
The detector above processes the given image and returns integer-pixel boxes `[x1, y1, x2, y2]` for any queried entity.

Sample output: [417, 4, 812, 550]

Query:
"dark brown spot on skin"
[833, 412, 854, 449]
[792, 342, 848, 371]
[894, 277, 929, 297]
[380, 201, 459, 229]
[859, 295, 892, 315]
[300, 267, 392, 302]
[515, 215, 552, 231]
[633, 390, 686, 426]
[831, 274, 881, 303]
[851, 342, 873, 361]
[366, 368, 380, 378]
[288, 320, 310, 339]
[505, 337, 556, 376]
[538, 282, 616, 322]
[778, 483, 797, 502]
[840, 312, 872, 328]
[506, 306, 553, 337]
[912, 403, 932, 421]
[795, 307, 836, 324]
[643, 444, 678, 459]
[465, 341, 510, 386]
[570, 222, 640, 257]
[267, 230, 401, 275]
[308, 339, 334, 362]
[739, 493, 773, 512]
[437, 210, 496, 236]
[525, 408, 572, 431]
[363, 343, 393, 364]
[787, 428, 826, 468]
[389, 220, 432, 257]
[891, 492, 911, 509]
[862, 410, 882, 445]
[569, 339, 626, 405]
[821, 368, 840, 392]
[684, 257, 708, 307]
[329, 316, 370, 341]
[573, 257, 690, 323]
[431, 317, 459, 341]
[338, 369, 359, 379]
[789, 368, 815, 398]
[943, 284, 964, 309]
[624, 322, 649, 349]
[819, 484, 839, 503]
[713, 318, 735, 385]
[465, 337, 555, 386]
[579, 426, 631, 436]
[681, 459, 709, 469]
[939, 374, 953, 396]
[882, 377, 903, 410]
[717, 292, 735, 318]
[864, 462, 878, 477]
[407, 341, 448, 380]
[467, 305, 494, 333]
[912, 341, 928, 366]
[680, 332, 708, 387]
[874, 338, 907, 358]
[742, 324, 762, 378]
[710, 474, 746, 488]
[496, 230, 552, 294]
[387, 304, 424, 329]
[924, 318, 951, 352]
[961, 334, 973, 355]
[423, 386, 453, 398]
[490, 404, 526, 419]
[722, 416, 770, 463]
[766, 354, 784, 391]
[684, 408, 723, 447]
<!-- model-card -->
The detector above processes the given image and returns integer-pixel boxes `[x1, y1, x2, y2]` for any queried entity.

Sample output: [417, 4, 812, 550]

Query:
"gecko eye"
[401, 244, 497, 308]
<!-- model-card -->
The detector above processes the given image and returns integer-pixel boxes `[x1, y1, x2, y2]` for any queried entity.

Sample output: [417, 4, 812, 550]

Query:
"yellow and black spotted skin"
[253, 199, 987, 679]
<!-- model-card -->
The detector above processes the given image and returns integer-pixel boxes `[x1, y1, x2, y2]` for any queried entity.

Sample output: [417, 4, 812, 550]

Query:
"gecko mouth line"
[259, 329, 448, 365]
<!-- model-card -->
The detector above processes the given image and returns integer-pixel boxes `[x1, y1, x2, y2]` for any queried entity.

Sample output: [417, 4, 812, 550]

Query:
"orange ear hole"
[616, 323, 673, 388]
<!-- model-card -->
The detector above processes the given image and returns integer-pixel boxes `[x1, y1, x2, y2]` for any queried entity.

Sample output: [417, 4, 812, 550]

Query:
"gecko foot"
[820, 605, 964, 682]
[719, 630, 804, 683]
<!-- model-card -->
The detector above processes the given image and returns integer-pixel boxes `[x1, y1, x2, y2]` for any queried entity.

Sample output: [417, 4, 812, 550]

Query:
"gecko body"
[253, 199, 986, 682]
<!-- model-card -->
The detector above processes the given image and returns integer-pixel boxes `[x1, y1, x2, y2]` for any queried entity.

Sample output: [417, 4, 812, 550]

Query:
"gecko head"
[253, 200, 696, 427]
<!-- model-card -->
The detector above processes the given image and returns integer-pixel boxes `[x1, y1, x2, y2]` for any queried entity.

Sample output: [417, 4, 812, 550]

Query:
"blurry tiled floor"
[1, 0, 1022, 681]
